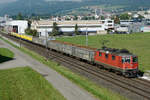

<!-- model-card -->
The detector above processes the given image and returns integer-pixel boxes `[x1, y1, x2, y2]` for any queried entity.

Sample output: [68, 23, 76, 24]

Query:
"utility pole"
[86, 20, 88, 46]
[19, 27, 21, 48]
[45, 29, 48, 49]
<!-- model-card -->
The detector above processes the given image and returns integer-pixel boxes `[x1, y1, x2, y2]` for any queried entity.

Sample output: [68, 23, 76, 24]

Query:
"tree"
[82, 16, 88, 20]
[114, 16, 120, 24]
[119, 13, 131, 20]
[138, 14, 144, 19]
[25, 28, 31, 35]
[73, 16, 78, 20]
[31, 29, 38, 36]
[25, 28, 38, 37]
[16, 12, 23, 20]
[27, 20, 32, 29]
[51, 22, 60, 36]
[74, 24, 80, 35]
[100, 16, 105, 20]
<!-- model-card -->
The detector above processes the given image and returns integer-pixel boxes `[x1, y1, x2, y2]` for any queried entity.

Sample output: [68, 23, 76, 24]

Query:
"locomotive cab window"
[99, 52, 102, 56]
[122, 57, 130, 63]
[112, 55, 115, 60]
[133, 57, 138, 62]
[125, 58, 130, 63]
[105, 54, 108, 59]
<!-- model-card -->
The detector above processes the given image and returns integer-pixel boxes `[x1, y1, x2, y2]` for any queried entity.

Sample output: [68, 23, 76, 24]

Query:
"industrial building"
[31, 19, 114, 37]
[5, 20, 28, 34]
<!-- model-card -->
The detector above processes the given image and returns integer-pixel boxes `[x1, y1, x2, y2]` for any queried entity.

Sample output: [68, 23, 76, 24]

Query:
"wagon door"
[72, 46, 75, 56]
[89, 51, 95, 62]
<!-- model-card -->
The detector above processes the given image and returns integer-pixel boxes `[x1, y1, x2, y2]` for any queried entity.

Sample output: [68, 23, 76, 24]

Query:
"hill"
[0, 0, 150, 16]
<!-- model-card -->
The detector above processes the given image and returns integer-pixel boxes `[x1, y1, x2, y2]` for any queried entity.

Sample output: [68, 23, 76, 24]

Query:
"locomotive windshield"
[133, 57, 138, 62]
[122, 57, 130, 63]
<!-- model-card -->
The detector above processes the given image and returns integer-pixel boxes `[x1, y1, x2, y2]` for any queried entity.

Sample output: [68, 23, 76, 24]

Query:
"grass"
[0, 36, 128, 100]
[0, 67, 66, 100]
[0, 48, 14, 63]
[0, 48, 14, 58]
[57, 33, 150, 72]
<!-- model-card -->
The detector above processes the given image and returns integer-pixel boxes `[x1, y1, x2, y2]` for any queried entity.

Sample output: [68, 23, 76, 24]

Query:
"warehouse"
[5, 20, 28, 34]
[31, 19, 114, 37]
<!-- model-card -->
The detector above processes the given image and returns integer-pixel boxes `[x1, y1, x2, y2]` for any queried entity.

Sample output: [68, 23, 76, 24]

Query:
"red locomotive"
[94, 47, 138, 77]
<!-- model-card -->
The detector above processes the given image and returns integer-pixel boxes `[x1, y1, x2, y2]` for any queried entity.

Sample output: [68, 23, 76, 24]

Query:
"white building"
[0, 15, 12, 26]
[115, 25, 129, 33]
[120, 20, 134, 26]
[141, 26, 150, 32]
[101, 19, 114, 29]
[31, 19, 114, 37]
[144, 14, 150, 19]
[5, 20, 28, 34]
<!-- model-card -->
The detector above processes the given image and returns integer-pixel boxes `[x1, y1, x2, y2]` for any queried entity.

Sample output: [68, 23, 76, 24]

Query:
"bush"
[25, 28, 38, 37]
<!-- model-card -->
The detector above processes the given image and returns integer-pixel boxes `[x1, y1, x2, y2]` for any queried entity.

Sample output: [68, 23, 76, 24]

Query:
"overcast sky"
[0, 0, 82, 4]
[0, 0, 17, 4]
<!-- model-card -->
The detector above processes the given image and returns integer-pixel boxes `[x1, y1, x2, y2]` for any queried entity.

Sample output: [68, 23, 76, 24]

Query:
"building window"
[108, 21, 113, 23]
[99, 52, 102, 56]
[112, 55, 115, 60]
[48, 32, 51, 35]
[102, 21, 105, 23]
[105, 54, 108, 59]
[108, 24, 112, 26]
[38, 32, 41, 36]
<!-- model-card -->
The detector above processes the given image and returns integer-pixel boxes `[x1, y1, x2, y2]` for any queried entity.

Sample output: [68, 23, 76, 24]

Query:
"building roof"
[32, 20, 103, 26]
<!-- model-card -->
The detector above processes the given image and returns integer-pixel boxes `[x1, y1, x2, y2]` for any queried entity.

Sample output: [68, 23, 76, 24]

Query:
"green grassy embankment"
[0, 67, 66, 100]
[57, 33, 150, 71]
[0, 48, 14, 63]
[0, 35, 128, 100]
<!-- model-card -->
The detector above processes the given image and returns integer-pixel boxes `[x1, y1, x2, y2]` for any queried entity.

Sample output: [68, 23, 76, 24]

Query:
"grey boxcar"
[73, 47, 95, 62]
[32, 37, 46, 46]
[48, 40, 73, 55]
[39, 40, 96, 62]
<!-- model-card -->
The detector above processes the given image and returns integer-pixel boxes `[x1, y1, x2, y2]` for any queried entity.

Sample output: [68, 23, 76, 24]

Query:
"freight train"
[9, 32, 139, 77]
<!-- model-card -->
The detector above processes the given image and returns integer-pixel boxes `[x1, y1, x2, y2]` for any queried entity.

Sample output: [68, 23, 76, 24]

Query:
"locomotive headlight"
[106, 51, 109, 54]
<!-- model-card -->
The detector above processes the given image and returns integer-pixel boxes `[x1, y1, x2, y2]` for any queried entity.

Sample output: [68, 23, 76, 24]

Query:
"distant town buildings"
[0, 15, 12, 27]
[2, 8, 150, 36]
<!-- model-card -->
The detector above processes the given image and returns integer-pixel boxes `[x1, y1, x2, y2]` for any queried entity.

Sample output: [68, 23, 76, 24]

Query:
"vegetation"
[25, 20, 38, 37]
[74, 24, 80, 35]
[0, 67, 66, 100]
[16, 12, 24, 20]
[0, 36, 128, 100]
[114, 16, 120, 24]
[0, 48, 14, 63]
[119, 13, 131, 20]
[25, 28, 38, 37]
[137, 14, 144, 20]
[27, 20, 32, 29]
[57, 33, 150, 71]
[50, 22, 60, 36]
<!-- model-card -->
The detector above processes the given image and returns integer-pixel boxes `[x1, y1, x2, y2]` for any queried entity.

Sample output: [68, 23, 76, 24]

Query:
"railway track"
[1, 33, 150, 100]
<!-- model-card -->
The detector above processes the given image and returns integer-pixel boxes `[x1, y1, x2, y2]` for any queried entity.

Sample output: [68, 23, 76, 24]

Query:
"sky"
[0, 0, 82, 4]
[0, 0, 17, 4]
